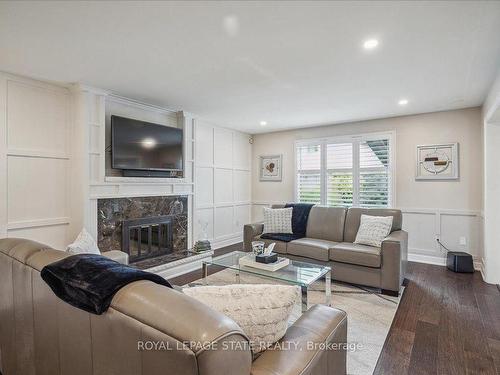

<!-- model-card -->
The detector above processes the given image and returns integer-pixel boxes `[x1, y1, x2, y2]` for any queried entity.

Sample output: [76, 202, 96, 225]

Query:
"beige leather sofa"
[0, 238, 347, 375]
[244, 206, 408, 296]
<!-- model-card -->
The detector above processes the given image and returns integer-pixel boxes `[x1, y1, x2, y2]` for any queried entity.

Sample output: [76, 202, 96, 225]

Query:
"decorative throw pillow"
[67, 228, 101, 255]
[354, 214, 394, 248]
[263, 207, 293, 234]
[183, 284, 298, 353]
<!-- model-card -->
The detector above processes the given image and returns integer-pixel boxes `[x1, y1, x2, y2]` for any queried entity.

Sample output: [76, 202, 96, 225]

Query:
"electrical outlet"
[459, 236, 467, 246]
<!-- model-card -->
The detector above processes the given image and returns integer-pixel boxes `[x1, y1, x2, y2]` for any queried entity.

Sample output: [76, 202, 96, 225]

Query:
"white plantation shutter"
[296, 144, 321, 204]
[359, 139, 390, 207]
[296, 134, 393, 208]
[326, 143, 353, 207]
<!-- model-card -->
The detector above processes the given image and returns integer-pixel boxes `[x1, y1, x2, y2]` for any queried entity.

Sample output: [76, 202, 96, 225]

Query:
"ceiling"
[1, 1, 500, 134]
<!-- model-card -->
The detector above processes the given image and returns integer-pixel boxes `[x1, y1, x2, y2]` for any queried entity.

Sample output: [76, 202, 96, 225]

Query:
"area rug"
[182, 268, 403, 375]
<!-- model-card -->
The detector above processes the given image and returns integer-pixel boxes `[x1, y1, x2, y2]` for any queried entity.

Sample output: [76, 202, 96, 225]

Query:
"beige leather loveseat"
[244, 206, 407, 295]
[0, 238, 347, 375]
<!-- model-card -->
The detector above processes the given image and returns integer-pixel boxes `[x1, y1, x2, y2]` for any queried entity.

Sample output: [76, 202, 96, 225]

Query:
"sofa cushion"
[67, 228, 100, 255]
[255, 236, 288, 254]
[343, 208, 402, 243]
[354, 214, 393, 248]
[263, 207, 293, 234]
[305, 206, 347, 242]
[287, 238, 338, 262]
[183, 284, 298, 353]
[329, 242, 381, 268]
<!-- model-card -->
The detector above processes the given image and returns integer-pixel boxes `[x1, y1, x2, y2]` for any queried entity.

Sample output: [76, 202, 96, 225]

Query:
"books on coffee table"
[238, 254, 290, 272]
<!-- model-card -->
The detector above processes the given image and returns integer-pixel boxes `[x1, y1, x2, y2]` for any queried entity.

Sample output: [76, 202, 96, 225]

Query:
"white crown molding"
[70, 83, 111, 96]
[106, 93, 178, 115]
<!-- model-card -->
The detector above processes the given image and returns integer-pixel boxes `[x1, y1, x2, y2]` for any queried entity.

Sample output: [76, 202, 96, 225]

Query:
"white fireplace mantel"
[71, 84, 194, 250]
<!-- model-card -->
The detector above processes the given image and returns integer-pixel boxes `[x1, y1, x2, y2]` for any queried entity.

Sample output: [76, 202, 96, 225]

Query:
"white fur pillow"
[67, 228, 101, 255]
[263, 207, 293, 234]
[354, 214, 393, 247]
[183, 284, 298, 353]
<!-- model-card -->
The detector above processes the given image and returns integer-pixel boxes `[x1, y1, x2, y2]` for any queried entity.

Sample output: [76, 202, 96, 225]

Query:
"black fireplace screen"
[121, 216, 173, 263]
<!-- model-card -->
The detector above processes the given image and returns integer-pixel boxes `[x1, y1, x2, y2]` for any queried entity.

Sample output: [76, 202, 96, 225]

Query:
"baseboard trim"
[211, 235, 243, 250]
[408, 253, 484, 277]
[408, 253, 446, 266]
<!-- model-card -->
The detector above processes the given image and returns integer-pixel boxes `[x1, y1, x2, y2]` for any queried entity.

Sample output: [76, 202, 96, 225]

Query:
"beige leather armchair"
[0, 238, 347, 375]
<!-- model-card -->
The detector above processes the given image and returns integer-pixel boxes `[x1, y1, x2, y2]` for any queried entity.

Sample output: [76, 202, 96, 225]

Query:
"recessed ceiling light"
[260, 121, 267, 126]
[398, 99, 409, 106]
[363, 39, 379, 50]
[223, 15, 239, 37]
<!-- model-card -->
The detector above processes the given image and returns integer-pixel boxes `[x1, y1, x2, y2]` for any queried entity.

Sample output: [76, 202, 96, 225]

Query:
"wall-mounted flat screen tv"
[111, 115, 183, 172]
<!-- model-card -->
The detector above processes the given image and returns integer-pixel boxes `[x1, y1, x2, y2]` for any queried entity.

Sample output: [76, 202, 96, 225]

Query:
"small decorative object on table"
[251, 241, 265, 256]
[193, 240, 212, 253]
[239, 254, 290, 272]
[256, 242, 278, 263]
[256, 253, 278, 264]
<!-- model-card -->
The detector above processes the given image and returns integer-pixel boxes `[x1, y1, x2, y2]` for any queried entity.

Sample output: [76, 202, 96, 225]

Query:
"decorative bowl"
[251, 241, 265, 256]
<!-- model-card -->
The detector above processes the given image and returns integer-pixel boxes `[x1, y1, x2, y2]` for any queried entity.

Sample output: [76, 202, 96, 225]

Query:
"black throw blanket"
[41, 254, 172, 315]
[285, 203, 314, 236]
[261, 203, 314, 243]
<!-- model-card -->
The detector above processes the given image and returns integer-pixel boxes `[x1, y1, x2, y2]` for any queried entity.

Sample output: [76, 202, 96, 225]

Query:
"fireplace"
[97, 196, 188, 266]
[122, 215, 174, 263]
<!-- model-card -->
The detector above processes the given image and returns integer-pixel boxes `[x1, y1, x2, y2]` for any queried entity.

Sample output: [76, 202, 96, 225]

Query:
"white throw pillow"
[354, 214, 393, 248]
[67, 228, 101, 255]
[263, 207, 293, 234]
[183, 284, 298, 353]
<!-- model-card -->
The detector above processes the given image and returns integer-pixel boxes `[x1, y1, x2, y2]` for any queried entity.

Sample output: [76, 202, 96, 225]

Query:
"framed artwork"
[416, 143, 459, 180]
[260, 154, 282, 181]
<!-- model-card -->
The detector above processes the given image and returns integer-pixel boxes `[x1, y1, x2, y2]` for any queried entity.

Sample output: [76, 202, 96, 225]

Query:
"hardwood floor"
[374, 261, 500, 375]
[169, 244, 500, 374]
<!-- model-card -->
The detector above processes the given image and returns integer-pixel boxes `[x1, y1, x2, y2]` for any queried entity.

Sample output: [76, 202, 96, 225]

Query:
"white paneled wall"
[402, 208, 483, 268]
[194, 121, 251, 249]
[0, 73, 71, 249]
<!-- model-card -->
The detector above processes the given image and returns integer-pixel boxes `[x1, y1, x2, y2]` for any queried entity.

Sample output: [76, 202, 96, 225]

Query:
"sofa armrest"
[102, 250, 129, 265]
[244, 222, 264, 251]
[380, 230, 408, 293]
[250, 305, 347, 375]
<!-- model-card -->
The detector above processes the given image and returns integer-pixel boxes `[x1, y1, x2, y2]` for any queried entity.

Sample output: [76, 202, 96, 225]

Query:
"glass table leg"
[301, 285, 308, 312]
[325, 270, 332, 306]
[202, 262, 208, 285]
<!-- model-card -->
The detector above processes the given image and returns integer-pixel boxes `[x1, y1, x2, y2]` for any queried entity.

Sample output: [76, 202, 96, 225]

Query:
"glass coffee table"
[202, 251, 331, 312]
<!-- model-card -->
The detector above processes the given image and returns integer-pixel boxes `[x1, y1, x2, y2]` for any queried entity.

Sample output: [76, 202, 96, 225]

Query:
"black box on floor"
[446, 251, 474, 273]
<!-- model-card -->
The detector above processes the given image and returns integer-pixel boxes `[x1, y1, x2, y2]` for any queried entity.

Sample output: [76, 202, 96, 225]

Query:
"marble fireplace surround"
[97, 195, 190, 268]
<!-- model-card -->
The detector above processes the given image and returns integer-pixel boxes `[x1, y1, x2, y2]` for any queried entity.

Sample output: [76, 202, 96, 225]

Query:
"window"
[295, 133, 394, 208]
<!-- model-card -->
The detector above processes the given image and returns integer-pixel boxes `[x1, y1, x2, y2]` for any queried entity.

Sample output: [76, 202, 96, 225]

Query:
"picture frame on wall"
[415, 143, 459, 180]
[260, 154, 282, 181]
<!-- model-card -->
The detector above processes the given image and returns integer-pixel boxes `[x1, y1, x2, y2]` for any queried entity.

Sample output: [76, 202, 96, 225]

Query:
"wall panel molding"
[1, 72, 72, 248]
[7, 217, 70, 230]
[7, 148, 69, 160]
[194, 120, 251, 249]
